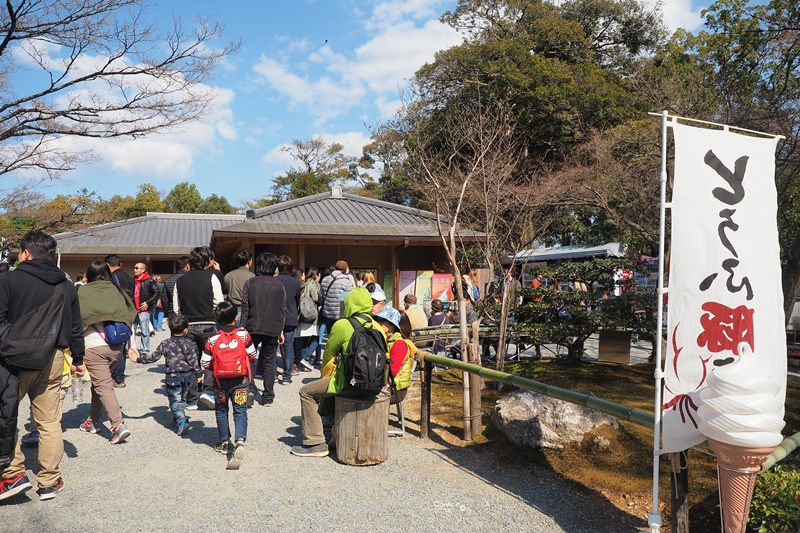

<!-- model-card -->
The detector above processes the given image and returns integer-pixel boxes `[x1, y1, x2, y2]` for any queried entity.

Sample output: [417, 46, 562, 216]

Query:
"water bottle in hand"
[71, 374, 83, 403]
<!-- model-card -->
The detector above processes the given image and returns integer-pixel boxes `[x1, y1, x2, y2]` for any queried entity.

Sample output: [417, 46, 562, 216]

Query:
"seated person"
[367, 283, 386, 315]
[373, 307, 416, 404]
[403, 293, 428, 330]
[291, 288, 386, 458]
[428, 299, 451, 355]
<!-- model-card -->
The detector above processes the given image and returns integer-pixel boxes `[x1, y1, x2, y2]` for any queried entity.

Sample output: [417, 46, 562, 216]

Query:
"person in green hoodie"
[77, 261, 138, 445]
[291, 287, 386, 458]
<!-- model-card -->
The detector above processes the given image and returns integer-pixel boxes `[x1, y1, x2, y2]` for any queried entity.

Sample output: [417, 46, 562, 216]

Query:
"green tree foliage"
[241, 196, 278, 210]
[124, 183, 164, 218]
[197, 193, 237, 214]
[421, 0, 661, 164]
[509, 258, 657, 361]
[163, 182, 202, 213]
[362, 122, 421, 207]
[272, 137, 361, 202]
[628, 0, 800, 316]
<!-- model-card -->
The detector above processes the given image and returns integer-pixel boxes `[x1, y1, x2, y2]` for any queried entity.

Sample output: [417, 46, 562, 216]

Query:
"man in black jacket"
[132, 262, 160, 356]
[164, 256, 190, 319]
[241, 252, 286, 406]
[0, 230, 85, 502]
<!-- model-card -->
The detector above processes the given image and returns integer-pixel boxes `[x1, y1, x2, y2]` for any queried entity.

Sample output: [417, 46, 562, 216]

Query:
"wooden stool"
[333, 393, 390, 465]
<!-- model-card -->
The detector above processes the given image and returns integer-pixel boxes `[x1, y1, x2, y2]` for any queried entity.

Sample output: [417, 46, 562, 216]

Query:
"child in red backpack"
[201, 301, 257, 470]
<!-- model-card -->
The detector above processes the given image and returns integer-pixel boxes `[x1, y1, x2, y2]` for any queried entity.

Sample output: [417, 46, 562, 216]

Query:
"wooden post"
[670, 450, 689, 533]
[468, 321, 482, 440]
[333, 394, 390, 466]
[420, 361, 432, 440]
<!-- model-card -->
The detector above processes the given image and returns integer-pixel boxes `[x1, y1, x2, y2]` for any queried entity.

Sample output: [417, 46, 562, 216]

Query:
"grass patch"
[423, 359, 800, 531]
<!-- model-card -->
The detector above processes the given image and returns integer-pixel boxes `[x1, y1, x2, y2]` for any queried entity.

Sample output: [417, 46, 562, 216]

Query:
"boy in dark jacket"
[130, 314, 200, 436]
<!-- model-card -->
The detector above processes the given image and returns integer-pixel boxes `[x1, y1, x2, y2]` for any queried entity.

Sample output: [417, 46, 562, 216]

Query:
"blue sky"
[20, 0, 713, 208]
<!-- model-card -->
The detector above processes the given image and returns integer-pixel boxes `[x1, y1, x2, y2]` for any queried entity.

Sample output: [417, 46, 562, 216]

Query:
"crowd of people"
[0, 230, 434, 500]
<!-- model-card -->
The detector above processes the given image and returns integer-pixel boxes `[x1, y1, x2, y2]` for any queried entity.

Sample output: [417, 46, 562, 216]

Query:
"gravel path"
[3, 329, 648, 532]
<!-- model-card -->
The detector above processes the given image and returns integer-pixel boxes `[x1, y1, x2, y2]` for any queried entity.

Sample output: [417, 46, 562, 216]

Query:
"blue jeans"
[165, 372, 193, 428]
[151, 307, 165, 331]
[137, 311, 152, 354]
[298, 335, 318, 364]
[280, 327, 295, 380]
[215, 377, 249, 443]
[316, 321, 327, 362]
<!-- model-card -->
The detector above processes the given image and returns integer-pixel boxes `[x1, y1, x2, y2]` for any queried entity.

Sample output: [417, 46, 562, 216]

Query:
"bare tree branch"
[0, 0, 239, 188]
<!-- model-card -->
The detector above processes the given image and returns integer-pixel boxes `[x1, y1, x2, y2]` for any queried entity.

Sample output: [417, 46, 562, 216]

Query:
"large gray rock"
[491, 390, 619, 449]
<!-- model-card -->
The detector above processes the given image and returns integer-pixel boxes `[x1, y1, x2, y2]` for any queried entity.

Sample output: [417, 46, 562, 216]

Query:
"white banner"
[662, 123, 785, 453]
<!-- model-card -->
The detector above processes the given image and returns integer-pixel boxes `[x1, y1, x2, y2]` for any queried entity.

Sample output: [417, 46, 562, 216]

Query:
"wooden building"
[53, 187, 484, 304]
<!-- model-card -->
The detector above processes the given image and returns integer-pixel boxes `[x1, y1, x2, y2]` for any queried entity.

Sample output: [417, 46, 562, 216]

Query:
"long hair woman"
[77, 261, 138, 444]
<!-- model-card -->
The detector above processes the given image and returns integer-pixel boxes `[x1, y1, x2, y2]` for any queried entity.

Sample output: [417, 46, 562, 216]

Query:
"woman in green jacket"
[77, 261, 138, 445]
[291, 288, 385, 457]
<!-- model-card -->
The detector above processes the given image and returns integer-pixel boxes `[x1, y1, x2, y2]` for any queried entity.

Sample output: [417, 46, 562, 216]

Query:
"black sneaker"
[259, 398, 273, 406]
[37, 478, 64, 501]
[290, 443, 329, 457]
[0, 472, 32, 501]
[214, 440, 232, 454]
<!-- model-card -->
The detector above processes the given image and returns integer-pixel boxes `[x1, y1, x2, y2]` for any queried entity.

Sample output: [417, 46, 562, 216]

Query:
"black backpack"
[0, 281, 67, 370]
[341, 312, 387, 396]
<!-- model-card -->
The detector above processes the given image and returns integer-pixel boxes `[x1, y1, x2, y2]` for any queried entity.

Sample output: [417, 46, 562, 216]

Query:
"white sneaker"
[298, 359, 314, 371]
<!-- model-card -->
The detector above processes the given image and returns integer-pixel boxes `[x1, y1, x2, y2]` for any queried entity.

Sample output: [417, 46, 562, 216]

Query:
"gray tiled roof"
[215, 190, 484, 239]
[54, 212, 245, 255]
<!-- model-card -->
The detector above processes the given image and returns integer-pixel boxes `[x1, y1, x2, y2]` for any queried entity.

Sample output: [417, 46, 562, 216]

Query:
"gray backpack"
[299, 285, 318, 323]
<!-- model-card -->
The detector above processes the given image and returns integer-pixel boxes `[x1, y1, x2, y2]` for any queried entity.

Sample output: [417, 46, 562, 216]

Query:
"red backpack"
[211, 328, 251, 385]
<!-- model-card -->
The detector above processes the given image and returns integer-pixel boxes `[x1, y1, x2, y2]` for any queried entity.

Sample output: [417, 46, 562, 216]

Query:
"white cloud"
[42, 82, 236, 182]
[7, 38, 240, 183]
[261, 130, 371, 170]
[261, 143, 296, 168]
[349, 19, 459, 93]
[251, 6, 459, 127]
[648, 0, 705, 34]
[366, 0, 450, 31]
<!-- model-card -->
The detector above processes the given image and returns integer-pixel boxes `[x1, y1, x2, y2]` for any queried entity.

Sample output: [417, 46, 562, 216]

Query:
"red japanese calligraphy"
[696, 302, 754, 355]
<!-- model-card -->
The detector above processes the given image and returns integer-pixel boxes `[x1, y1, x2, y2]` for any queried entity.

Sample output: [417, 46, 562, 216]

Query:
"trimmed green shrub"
[749, 465, 800, 533]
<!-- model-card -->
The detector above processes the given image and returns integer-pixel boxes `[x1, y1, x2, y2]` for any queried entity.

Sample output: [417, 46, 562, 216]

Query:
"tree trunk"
[782, 232, 800, 322]
[447, 240, 472, 440]
[333, 394, 390, 466]
[468, 321, 483, 440]
[494, 282, 512, 390]
[670, 451, 690, 533]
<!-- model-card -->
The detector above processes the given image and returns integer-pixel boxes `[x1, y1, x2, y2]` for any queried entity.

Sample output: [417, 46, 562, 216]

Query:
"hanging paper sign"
[662, 123, 785, 453]
[432, 273, 454, 301]
[415, 270, 433, 301]
[398, 270, 416, 302]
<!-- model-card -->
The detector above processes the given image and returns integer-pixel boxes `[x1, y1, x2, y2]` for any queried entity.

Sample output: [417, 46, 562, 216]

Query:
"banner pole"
[648, 110, 669, 532]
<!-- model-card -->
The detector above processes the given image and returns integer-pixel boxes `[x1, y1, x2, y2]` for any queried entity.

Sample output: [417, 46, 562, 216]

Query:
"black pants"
[250, 334, 279, 403]
[186, 323, 217, 404]
[0, 362, 19, 468]
[111, 343, 127, 384]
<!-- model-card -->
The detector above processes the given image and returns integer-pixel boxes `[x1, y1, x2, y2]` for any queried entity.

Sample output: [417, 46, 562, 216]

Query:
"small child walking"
[130, 314, 201, 436]
[202, 301, 257, 470]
